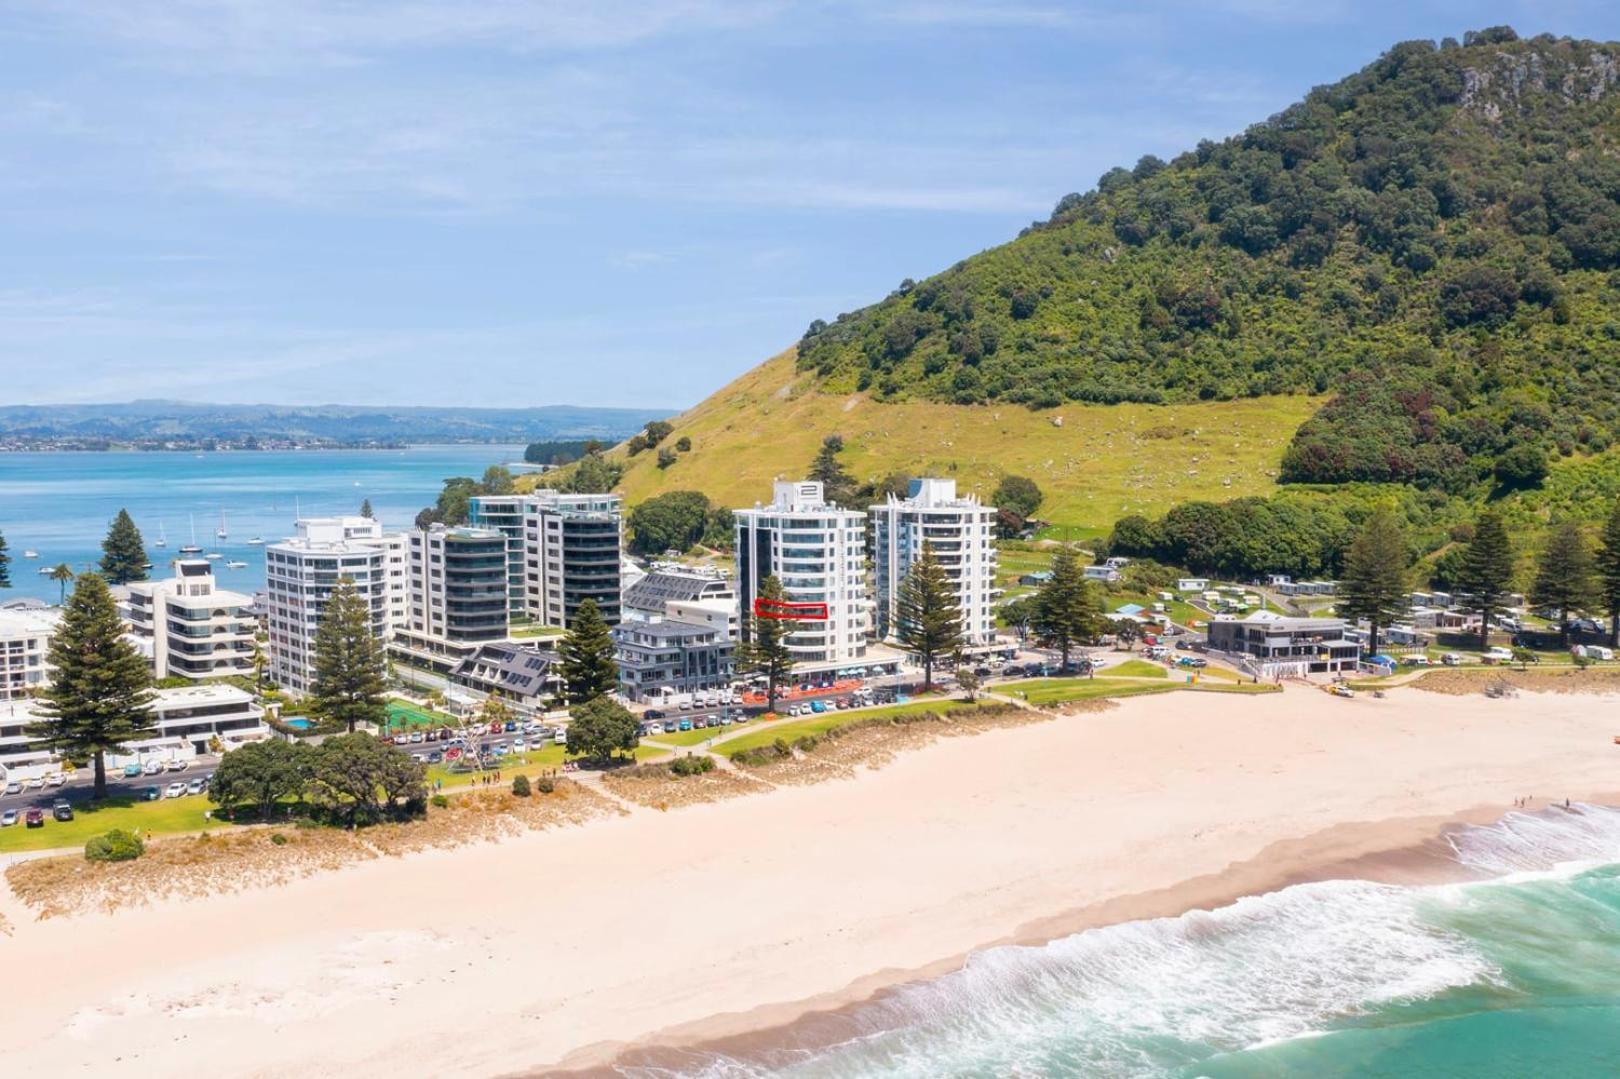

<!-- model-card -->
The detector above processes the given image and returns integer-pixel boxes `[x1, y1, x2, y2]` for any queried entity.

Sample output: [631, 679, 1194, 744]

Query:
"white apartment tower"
[0, 605, 60, 702]
[870, 478, 1000, 647]
[125, 560, 257, 680]
[469, 491, 623, 627]
[265, 517, 395, 695]
[734, 480, 870, 668]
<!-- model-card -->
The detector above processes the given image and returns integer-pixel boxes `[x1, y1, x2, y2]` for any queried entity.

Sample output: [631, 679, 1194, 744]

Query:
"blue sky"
[3, 1, 1617, 409]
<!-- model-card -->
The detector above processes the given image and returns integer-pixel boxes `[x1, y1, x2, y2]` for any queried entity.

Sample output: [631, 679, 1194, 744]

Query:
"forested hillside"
[797, 28, 1620, 495]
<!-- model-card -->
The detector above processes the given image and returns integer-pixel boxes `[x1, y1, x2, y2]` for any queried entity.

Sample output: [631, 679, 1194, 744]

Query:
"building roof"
[450, 641, 559, 696]
[615, 618, 721, 642]
[1217, 611, 1348, 632]
[0, 606, 61, 639]
[623, 570, 733, 613]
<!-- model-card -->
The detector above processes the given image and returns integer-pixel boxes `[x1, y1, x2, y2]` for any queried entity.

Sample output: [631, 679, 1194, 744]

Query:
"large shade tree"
[895, 541, 963, 690]
[309, 577, 388, 733]
[26, 573, 156, 798]
[99, 509, 150, 585]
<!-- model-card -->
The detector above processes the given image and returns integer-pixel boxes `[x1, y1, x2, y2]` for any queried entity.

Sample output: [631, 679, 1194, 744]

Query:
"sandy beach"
[4, 684, 1618, 1077]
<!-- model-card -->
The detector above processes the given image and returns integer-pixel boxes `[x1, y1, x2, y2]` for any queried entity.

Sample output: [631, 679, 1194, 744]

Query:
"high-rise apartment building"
[265, 517, 393, 695]
[126, 560, 257, 680]
[870, 478, 1000, 647]
[469, 491, 623, 628]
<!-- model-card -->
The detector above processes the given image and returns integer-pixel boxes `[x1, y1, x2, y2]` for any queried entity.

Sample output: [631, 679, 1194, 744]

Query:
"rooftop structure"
[126, 560, 256, 680]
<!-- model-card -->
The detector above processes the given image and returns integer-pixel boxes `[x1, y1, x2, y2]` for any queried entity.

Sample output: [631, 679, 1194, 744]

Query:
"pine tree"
[808, 435, 855, 505]
[1599, 500, 1620, 648]
[1529, 520, 1596, 644]
[360, 498, 374, 519]
[99, 508, 149, 584]
[1338, 507, 1409, 656]
[26, 573, 155, 799]
[1033, 548, 1104, 668]
[737, 574, 799, 712]
[560, 597, 618, 705]
[1457, 510, 1515, 651]
[0, 528, 10, 588]
[309, 577, 388, 733]
[895, 541, 962, 690]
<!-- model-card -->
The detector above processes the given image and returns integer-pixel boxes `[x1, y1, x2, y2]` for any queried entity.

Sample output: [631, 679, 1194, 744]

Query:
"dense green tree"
[0, 529, 10, 588]
[737, 575, 799, 712]
[307, 733, 425, 829]
[1598, 500, 1620, 647]
[1001, 596, 1035, 645]
[1529, 521, 1596, 644]
[808, 435, 856, 504]
[523, 439, 599, 466]
[208, 740, 314, 821]
[992, 475, 1043, 518]
[643, 420, 674, 447]
[309, 578, 388, 733]
[565, 696, 640, 762]
[565, 451, 625, 493]
[359, 498, 374, 519]
[559, 598, 618, 705]
[1033, 549, 1104, 668]
[656, 447, 678, 470]
[48, 562, 74, 604]
[1338, 508, 1409, 656]
[1456, 511, 1516, 651]
[26, 574, 155, 799]
[627, 491, 713, 555]
[99, 509, 149, 584]
[895, 542, 963, 690]
[481, 465, 515, 495]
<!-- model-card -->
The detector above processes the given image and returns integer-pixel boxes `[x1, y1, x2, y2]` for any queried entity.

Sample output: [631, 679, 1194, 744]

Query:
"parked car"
[504, 720, 518, 732]
[645, 709, 666, 720]
[51, 800, 73, 821]
[662, 720, 677, 733]
[142, 759, 163, 775]
[678, 718, 693, 731]
[24, 776, 43, 790]
[552, 730, 567, 745]
[142, 785, 162, 801]
[0, 809, 17, 827]
[1441, 652, 1464, 666]
[2, 781, 20, 796]
[810, 700, 827, 714]
[165, 782, 188, 798]
[409, 731, 426, 744]
[1329, 684, 1356, 699]
[45, 772, 65, 787]
[24, 807, 44, 828]
[166, 758, 190, 772]
[186, 778, 206, 796]
[693, 717, 708, 729]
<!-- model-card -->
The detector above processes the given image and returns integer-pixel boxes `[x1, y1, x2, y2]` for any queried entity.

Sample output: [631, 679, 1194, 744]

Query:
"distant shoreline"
[0, 441, 548, 456]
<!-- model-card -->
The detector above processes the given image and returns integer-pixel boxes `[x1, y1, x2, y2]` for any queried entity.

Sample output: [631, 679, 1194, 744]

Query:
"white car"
[143, 759, 163, 775]
[553, 730, 567, 745]
[0, 809, 17, 827]
[165, 782, 188, 798]
[167, 758, 190, 772]
[409, 731, 426, 744]
[186, 777, 206, 795]
[511, 738, 526, 751]
[45, 773, 65, 787]
[25, 776, 44, 790]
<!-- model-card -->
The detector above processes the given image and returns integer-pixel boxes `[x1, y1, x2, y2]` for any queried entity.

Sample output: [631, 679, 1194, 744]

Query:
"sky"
[3, 1, 1619, 410]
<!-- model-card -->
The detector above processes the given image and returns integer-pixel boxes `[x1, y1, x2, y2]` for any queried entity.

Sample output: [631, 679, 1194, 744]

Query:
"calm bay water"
[0, 445, 523, 602]
[626, 806, 1620, 1078]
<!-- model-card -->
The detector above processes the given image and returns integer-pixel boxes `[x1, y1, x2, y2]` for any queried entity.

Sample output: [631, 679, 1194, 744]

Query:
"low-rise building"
[1207, 611, 1361, 676]
[1083, 564, 1121, 583]
[614, 618, 735, 703]
[0, 604, 59, 701]
[126, 560, 256, 680]
[1175, 577, 1210, 593]
[447, 641, 563, 716]
[0, 683, 269, 779]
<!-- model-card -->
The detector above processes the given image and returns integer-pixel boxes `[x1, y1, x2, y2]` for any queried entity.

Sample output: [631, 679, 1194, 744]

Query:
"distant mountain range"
[0, 401, 675, 446]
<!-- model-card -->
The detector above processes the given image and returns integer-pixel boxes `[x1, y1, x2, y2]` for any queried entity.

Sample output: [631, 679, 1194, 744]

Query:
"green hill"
[550, 28, 1620, 546]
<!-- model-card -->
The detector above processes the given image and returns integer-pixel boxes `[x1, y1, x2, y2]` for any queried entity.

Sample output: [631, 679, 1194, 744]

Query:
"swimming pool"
[284, 717, 313, 730]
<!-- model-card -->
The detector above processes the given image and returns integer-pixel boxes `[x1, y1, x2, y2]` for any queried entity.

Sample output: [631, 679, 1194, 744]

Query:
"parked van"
[1586, 646, 1615, 662]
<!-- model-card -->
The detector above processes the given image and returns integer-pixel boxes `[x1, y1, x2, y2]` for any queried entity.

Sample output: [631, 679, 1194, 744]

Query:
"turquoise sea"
[0, 445, 523, 602]
[624, 805, 1620, 1078]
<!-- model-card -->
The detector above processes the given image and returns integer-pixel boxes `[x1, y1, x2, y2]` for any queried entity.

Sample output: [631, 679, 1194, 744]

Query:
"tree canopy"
[560, 598, 618, 705]
[894, 542, 962, 690]
[309, 577, 388, 733]
[99, 509, 149, 585]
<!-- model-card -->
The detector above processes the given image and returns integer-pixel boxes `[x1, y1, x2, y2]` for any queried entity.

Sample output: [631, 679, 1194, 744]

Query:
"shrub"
[511, 774, 531, 797]
[536, 777, 555, 794]
[670, 755, 715, 777]
[430, 794, 450, 808]
[269, 832, 289, 846]
[656, 447, 678, 470]
[84, 829, 144, 863]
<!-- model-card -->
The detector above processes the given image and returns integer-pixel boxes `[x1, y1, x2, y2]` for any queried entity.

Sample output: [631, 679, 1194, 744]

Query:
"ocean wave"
[1446, 803, 1620, 878]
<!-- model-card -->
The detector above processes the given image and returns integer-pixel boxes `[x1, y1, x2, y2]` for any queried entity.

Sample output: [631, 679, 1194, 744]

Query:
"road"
[0, 759, 220, 809]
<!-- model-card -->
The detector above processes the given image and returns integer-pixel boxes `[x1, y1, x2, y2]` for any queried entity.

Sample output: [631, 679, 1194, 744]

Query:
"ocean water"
[0, 445, 523, 602]
[625, 805, 1620, 1078]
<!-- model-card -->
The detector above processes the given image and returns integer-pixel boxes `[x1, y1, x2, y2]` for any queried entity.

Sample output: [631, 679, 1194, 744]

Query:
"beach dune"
[3, 686, 1617, 1077]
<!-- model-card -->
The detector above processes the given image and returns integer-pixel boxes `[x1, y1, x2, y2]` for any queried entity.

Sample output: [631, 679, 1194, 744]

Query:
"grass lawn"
[426, 743, 668, 789]
[644, 725, 743, 748]
[1008, 677, 1179, 706]
[384, 699, 457, 731]
[1104, 658, 1168, 678]
[567, 349, 1321, 533]
[509, 623, 564, 640]
[719, 697, 991, 755]
[0, 794, 219, 853]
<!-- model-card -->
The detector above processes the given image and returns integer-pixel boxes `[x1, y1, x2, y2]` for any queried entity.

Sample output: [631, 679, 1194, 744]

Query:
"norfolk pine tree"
[1338, 507, 1409, 657]
[895, 541, 963, 690]
[26, 574, 156, 799]
[99, 508, 149, 584]
[560, 598, 618, 705]
[0, 528, 10, 587]
[1033, 548, 1104, 669]
[309, 577, 388, 733]
[1530, 520, 1596, 644]
[1600, 500, 1620, 647]
[1457, 510, 1515, 651]
[737, 574, 799, 712]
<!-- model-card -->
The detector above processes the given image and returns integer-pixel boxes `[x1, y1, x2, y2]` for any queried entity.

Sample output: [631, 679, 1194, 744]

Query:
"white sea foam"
[626, 807, 1620, 1078]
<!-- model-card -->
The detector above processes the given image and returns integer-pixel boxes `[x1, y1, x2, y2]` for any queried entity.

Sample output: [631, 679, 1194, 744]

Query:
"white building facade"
[0, 605, 59, 701]
[734, 480, 870, 669]
[870, 478, 1000, 648]
[126, 560, 257, 680]
[469, 491, 624, 628]
[265, 517, 395, 695]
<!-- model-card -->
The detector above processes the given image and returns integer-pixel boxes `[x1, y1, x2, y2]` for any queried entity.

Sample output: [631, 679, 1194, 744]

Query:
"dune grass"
[718, 698, 991, 755]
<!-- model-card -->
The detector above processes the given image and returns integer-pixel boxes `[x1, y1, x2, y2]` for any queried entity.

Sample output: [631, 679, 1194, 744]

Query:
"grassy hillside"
[592, 350, 1319, 532]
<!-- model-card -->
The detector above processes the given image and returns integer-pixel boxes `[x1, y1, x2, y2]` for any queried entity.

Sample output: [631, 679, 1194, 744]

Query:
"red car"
[23, 807, 44, 828]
